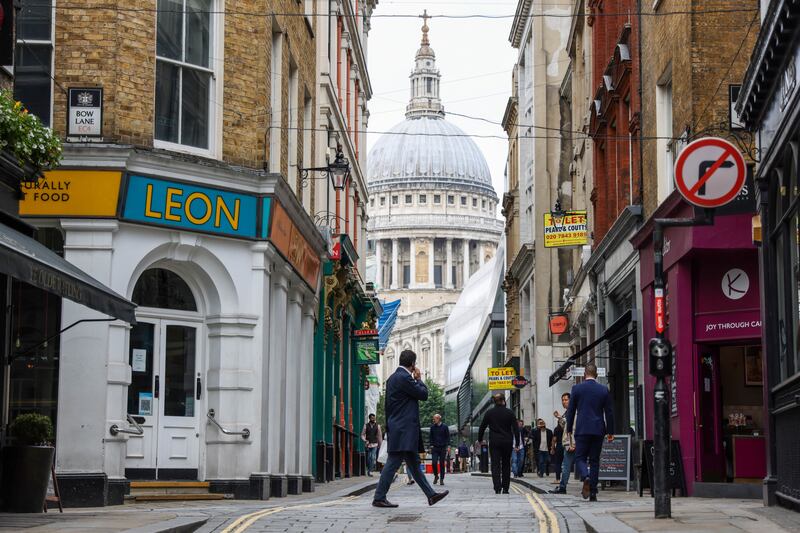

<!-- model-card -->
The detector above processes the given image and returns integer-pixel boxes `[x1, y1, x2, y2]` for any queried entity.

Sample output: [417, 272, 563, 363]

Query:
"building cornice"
[737, 0, 797, 127]
[510, 0, 533, 48]
[508, 242, 534, 281]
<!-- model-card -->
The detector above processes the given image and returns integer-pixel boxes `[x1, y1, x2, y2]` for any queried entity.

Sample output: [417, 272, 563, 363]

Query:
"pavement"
[506, 472, 800, 533]
[0, 476, 376, 533]
[2, 472, 800, 532]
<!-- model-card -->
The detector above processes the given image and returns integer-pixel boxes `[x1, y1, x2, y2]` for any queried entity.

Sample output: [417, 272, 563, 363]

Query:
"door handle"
[196, 376, 202, 400]
[154, 375, 160, 399]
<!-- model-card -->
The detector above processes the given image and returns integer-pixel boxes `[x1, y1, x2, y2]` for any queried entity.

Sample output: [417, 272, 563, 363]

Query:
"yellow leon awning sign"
[19, 170, 122, 217]
[488, 367, 516, 390]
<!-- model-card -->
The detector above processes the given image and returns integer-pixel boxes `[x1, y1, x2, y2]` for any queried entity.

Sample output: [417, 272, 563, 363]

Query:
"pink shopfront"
[633, 193, 765, 497]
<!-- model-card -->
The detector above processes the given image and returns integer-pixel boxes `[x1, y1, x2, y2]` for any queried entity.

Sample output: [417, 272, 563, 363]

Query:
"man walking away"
[478, 393, 519, 494]
[565, 363, 614, 502]
[532, 419, 553, 477]
[511, 419, 526, 478]
[361, 413, 382, 477]
[457, 440, 470, 473]
[372, 350, 448, 508]
[430, 414, 450, 485]
[551, 393, 576, 494]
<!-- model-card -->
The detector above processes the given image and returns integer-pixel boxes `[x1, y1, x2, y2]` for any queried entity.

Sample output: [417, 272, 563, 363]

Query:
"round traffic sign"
[674, 137, 746, 208]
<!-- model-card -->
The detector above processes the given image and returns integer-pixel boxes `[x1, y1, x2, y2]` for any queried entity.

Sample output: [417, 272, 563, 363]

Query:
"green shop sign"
[353, 328, 379, 365]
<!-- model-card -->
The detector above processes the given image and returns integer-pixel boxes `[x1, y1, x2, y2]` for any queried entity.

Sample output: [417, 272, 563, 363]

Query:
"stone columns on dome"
[391, 238, 399, 289]
[375, 239, 383, 289]
[427, 239, 435, 288]
[445, 238, 453, 288]
[462, 239, 470, 287]
[409, 238, 417, 289]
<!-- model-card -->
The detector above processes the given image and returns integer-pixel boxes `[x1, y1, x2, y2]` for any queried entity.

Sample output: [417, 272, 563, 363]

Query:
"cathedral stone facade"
[366, 17, 503, 387]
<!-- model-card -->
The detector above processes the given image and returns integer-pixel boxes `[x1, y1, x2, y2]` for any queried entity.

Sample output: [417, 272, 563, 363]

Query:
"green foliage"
[0, 89, 63, 171]
[419, 378, 446, 427]
[376, 390, 386, 428]
[9, 413, 54, 446]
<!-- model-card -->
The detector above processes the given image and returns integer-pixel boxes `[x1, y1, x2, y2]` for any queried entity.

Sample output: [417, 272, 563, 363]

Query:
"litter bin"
[480, 444, 489, 473]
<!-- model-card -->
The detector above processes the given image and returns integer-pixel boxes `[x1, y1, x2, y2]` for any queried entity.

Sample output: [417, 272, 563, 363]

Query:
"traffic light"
[649, 338, 673, 377]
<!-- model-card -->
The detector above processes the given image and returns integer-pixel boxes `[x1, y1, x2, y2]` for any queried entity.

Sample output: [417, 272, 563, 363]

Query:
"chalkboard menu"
[639, 439, 687, 496]
[599, 435, 631, 488]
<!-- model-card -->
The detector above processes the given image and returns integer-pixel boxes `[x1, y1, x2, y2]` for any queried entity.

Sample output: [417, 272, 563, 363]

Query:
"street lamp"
[299, 145, 351, 191]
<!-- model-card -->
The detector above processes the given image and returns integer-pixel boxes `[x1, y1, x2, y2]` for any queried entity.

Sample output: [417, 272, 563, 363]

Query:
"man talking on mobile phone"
[372, 350, 449, 508]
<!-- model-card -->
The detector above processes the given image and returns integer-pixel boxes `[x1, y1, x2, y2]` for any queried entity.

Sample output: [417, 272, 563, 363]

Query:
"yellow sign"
[488, 367, 516, 390]
[543, 210, 589, 248]
[19, 170, 122, 217]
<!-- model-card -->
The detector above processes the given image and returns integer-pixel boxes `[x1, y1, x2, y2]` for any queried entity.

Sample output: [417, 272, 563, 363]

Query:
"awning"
[548, 310, 633, 387]
[378, 299, 401, 350]
[0, 222, 137, 323]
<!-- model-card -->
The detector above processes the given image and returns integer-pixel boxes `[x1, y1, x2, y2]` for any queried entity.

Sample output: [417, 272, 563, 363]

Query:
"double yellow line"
[511, 485, 560, 533]
[221, 495, 357, 533]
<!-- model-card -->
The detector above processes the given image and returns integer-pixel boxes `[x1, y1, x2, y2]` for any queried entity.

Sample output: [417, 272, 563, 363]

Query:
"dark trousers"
[489, 441, 513, 493]
[535, 450, 549, 476]
[553, 445, 564, 480]
[431, 446, 446, 480]
[574, 434, 604, 495]
[373, 451, 435, 501]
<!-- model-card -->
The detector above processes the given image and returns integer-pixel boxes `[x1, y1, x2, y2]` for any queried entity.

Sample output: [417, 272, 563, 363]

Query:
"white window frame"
[13, 1, 56, 128]
[153, 0, 223, 159]
[656, 78, 674, 203]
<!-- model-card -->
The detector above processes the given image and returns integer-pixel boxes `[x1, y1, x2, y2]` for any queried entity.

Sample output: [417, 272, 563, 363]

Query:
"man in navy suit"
[372, 350, 449, 508]
[565, 363, 614, 501]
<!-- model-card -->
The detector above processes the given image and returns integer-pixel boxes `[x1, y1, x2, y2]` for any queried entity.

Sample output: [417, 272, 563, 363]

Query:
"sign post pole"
[649, 137, 745, 519]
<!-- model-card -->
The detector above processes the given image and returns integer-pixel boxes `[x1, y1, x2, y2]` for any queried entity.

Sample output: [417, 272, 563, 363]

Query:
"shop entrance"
[125, 268, 203, 480]
[696, 344, 765, 485]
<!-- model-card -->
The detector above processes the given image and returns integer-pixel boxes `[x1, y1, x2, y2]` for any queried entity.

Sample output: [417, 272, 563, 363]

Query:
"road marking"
[221, 496, 357, 533]
[532, 492, 560, 533]
[511, 484, 559, 533]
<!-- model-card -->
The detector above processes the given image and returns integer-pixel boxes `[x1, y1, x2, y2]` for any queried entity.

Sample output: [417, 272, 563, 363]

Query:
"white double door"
[125, 318, 203, 478]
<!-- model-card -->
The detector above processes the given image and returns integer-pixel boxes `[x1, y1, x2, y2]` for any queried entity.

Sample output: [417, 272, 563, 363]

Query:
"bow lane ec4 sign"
[122, 175, 259, 239]
[67, 88, 103, 138]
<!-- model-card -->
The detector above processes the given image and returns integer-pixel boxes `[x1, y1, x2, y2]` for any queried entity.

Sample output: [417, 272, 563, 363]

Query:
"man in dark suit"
[372, 350, 449, 508]
[565, 363, 615, 501]
[478, 393, 519, 494]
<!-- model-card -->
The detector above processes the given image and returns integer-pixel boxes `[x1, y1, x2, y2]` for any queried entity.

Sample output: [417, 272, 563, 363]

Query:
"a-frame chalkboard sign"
[638, 439, 687, 497]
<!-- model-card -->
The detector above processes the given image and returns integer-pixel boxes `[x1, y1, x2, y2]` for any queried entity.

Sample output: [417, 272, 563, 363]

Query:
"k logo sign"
[722, 268, 749, 300]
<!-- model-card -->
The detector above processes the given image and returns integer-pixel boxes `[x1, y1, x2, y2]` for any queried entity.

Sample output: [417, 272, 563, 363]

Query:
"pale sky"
[366, 1, 520, 200]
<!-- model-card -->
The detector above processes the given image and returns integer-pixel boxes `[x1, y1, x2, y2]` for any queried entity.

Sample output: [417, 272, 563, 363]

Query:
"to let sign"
[488, 367, 516, 390]
[68, 88, 103, 138]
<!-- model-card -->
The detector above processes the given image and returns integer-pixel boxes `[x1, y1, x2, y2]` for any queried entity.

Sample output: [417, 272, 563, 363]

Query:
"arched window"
[132, 268, 197, 311]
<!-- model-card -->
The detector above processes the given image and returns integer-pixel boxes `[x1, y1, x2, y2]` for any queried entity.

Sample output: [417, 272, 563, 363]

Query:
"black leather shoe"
[433, 476, 439, 484]
[495, 489, 501, 494]
[372, 500, 399, 508]
[589, 494, 598, 502]
[581, 479, 591, 500]
[439, 479, 445, 486]
[428, 490, 449, 506]
[502, 489, 509, 494]
[549, 487, 566, 494]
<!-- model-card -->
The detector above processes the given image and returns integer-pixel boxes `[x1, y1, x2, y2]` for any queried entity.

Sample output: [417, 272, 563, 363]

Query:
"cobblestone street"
[201, 474, 554, 533]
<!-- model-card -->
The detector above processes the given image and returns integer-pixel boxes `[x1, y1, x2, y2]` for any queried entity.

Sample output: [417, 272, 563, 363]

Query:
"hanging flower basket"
[0, 89, 62, 180]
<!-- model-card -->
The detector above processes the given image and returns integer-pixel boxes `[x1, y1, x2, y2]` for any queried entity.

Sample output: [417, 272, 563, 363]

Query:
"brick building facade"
[5, 0, 378, 506]
[634, 0, 762, 498]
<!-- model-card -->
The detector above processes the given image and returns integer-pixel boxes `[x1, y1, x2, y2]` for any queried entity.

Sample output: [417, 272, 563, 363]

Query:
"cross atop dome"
[407, 9, 444, 119]
[421, 10, 431, 46]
